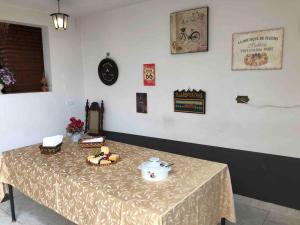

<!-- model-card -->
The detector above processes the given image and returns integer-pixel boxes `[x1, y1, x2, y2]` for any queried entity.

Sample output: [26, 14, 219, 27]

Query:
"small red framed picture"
[143, 64, 155, 86]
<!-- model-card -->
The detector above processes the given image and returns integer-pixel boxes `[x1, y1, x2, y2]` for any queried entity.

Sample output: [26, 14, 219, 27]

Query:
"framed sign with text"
[174, 89, 206, 114]
[232, 28, 284, 70]
[143, 64, 155, 86]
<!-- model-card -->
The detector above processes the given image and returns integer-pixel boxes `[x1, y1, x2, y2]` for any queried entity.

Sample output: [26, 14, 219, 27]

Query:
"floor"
[0, 189, 299, 225]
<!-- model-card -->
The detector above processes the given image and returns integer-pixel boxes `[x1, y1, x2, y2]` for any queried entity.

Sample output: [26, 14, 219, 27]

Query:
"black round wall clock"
[98, 58, 119, 86]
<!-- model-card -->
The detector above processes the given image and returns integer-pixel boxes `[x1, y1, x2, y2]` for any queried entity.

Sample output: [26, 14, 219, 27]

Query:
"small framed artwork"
[136, 93, 147, 113]
[143, 64, 155, 86]
[174, 89, 206, 114]
[170, 7, 209, 54]
[232, 28, 284, 70]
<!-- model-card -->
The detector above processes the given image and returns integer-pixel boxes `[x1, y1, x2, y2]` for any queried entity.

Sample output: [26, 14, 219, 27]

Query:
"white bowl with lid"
[138, 157, 172, 182]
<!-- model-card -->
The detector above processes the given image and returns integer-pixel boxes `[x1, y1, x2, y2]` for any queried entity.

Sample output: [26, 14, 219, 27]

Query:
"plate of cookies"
[86, 146, 120, 167]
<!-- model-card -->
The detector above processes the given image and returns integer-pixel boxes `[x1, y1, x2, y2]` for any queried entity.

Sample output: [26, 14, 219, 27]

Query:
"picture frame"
[143, 64, 155, 86]
[232, 28, 284, 70]
[170, 7, 209, 54]
[174, 89, 206, 114]
[136, 93, 147, 113]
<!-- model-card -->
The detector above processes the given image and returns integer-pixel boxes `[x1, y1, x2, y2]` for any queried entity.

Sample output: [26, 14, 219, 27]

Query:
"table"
[0, 139, 236, 225]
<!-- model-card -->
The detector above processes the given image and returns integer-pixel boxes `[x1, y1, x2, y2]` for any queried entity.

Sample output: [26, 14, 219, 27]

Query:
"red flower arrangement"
[66, 117, 84, 134]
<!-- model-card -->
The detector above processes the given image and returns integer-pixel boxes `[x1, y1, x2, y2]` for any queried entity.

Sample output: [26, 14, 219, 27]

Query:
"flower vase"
[71, 132, 82, 143]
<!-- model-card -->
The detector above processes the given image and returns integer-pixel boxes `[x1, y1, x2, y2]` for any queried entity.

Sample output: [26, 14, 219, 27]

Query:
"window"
[0, 22, 46, 93]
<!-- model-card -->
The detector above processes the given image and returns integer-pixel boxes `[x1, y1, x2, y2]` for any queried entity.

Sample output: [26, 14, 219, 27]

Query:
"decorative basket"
[79, 140, 104, 149]
[39, 143, 62, 154]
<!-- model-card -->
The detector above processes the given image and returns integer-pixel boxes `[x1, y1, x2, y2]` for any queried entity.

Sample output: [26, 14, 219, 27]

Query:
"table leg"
[221, 218, 226, 225]
[8, 185, 16, 222]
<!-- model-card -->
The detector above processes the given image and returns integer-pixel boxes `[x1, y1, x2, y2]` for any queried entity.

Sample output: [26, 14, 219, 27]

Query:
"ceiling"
[0, 0, 150, 17]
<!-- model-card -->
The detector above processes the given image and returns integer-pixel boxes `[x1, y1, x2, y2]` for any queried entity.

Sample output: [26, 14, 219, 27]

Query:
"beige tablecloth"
[0, 139, 236, 225]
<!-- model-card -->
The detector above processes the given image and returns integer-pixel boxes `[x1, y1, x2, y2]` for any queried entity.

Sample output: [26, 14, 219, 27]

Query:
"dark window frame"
[0, 22, 46, 94]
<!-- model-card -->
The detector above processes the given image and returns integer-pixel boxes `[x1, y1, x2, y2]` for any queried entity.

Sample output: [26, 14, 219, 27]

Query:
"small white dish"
[138, 157, 172, 182]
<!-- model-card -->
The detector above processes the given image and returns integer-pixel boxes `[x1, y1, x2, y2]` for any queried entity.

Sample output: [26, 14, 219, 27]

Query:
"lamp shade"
[50, 13, 69, 30]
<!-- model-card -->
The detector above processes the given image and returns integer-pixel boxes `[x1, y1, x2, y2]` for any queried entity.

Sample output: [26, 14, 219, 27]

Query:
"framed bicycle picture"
[170, 7, 209, 54]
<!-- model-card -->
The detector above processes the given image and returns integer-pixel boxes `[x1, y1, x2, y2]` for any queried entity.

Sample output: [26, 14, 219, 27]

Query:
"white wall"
[79, 0, 300, 158]
[0, 3, 85, 152]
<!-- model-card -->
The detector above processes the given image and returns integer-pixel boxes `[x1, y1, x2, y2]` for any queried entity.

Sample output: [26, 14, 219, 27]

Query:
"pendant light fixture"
[50, 0, 69, 30]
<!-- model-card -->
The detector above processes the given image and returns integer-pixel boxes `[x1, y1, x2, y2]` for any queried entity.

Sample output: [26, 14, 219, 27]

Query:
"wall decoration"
[232, 28, 284, 70]
[143, 64, 156, 86]
[170, 7, 208, 54]
[174, 89, 206, 114]
[98, 53, 119, 86]
[136, 93, 147, 113]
